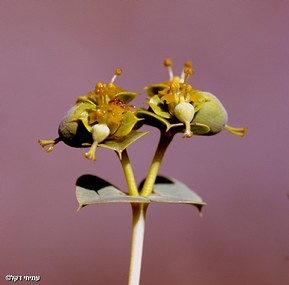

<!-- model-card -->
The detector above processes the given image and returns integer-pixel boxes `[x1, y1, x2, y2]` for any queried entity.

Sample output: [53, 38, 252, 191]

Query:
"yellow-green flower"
[39, 69, 142, 161]
[144, 59, 247, 137]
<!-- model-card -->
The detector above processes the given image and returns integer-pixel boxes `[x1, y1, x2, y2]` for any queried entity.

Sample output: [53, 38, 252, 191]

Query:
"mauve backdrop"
[1, 1, 289, 284]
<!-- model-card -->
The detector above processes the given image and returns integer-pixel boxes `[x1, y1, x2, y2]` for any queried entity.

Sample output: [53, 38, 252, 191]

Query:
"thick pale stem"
[140, 132, 174, 197]
[124, 132, 174, 285]
[128, 203, 148, 285]
[120, 149, 139, 196]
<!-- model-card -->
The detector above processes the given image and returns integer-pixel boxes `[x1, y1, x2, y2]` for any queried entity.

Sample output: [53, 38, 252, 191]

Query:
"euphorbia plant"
[39, 59, 247, 285]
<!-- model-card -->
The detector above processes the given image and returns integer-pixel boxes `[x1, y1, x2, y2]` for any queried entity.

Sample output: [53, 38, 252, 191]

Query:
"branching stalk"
[120, 149, 139, 196]
[140, 131, 174, 197]
[120, 133, 174, 285]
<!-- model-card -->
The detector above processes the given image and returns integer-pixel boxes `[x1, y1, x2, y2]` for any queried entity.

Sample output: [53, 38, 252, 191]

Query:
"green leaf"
[141, 176, 206, 212]
[76, 175, 205, 213]
[98, 130, 149, 159]
[76, 175, 149, 210]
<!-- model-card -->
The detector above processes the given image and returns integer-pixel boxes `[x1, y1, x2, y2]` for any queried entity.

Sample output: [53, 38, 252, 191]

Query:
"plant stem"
[120, 149, 139, 196]
[119, 150, 146, 285]
[124, 131, 174, 285]
[140, 131, 174, 197]
[128, 203, 148, 285]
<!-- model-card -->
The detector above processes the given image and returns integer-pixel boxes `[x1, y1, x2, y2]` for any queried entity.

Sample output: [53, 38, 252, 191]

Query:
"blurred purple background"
[1, 1, 289, 284]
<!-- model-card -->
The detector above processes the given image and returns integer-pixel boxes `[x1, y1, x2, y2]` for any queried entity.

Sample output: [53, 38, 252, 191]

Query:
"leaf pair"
[76, 175, 205, 213]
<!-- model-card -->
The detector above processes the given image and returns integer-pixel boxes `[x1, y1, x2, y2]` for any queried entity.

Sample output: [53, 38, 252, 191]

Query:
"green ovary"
[192, 92, 228, 135]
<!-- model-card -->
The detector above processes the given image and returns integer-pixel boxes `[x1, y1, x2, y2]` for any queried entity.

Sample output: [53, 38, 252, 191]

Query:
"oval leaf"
[76, 175, 149, 210]
[140, 176, 206, 212]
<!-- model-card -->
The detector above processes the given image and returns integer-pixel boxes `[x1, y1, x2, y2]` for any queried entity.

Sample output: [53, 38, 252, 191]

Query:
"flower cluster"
[144, 59, 247, 137]
[39, 69, 141, 160]
[39, 59, 247, 160]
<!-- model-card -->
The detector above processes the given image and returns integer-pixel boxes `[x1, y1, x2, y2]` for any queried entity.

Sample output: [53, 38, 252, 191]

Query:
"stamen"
[95, 82, 104, 94]
[95, 82, 105, 104]
[183, 67, 193, 84]
[171, 81, 180, 104]
[111, 68, 122, 83]
[164, 58, 174, 81]
[184, 85, 193, 102]
[184, 61, 193, 68]
[180, 61, 194, 82]
[179, 67, 193, 103]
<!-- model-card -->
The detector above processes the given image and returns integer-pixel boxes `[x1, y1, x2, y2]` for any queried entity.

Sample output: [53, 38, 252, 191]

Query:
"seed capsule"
[192, 92, 228, 135]
[57, 100, 94, 147]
